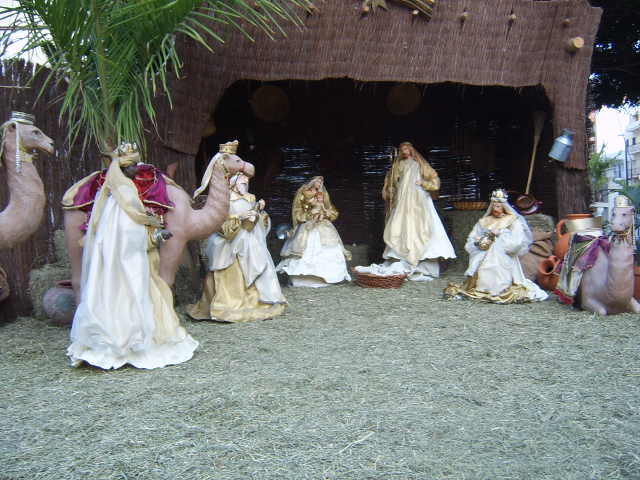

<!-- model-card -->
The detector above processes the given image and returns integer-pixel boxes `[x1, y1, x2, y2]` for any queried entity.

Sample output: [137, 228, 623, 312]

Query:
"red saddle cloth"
[554, 234, 610, 305]
[70, 164, 173, 231]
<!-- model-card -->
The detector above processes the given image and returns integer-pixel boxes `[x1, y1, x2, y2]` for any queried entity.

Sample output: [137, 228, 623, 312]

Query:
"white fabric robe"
[68, 195, 198, 369]
[465, 214, 548, 300]
[382, 159, 455, 279]
[207, 196, 285, 304]
[277, 220, 351, 286]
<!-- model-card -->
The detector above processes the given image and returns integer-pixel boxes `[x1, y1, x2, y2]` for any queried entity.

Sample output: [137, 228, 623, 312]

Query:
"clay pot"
[634, 266, 640, 301]
[537, 255, 560, 291]
[554, 213, 595, 258]
[43, 280, 76, 326]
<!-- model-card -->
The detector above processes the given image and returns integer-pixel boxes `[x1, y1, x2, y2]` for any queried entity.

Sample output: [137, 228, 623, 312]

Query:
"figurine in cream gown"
[67, 144, 198, 370]
[188, 173, 287, 322]
[444, 189, 548, 303]
[277, 176, 351, 287]
[380, 142, 455, 280]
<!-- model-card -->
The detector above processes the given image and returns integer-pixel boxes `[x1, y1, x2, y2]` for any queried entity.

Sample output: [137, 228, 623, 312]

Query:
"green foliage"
[588, 145, 620, 192]
[0, 0, 312, 153]
[612, 179, 640, 211]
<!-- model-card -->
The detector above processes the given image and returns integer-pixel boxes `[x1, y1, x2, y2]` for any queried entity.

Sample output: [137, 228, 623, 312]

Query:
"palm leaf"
[1, 0, 314, 154]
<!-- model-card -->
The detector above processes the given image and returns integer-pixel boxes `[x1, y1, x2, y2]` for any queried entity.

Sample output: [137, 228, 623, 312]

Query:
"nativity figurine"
[66, 143, 198, 369]
[277, 176, 351, 287]
[187, 170, 287, 322]
[556, 194, 640, 315]
[380, 141, 455, 280]
[444, 189, 548, 303]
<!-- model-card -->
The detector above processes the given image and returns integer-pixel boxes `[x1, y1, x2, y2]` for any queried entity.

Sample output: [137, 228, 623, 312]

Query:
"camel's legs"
[581, 297, 607, 315]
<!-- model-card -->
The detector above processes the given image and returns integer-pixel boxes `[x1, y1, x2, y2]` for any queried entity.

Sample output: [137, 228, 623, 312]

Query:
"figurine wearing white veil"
[444, 189, 548, 303]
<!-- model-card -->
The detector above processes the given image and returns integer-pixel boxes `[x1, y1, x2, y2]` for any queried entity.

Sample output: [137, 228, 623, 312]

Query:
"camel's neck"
[205, 164, 230, 212]
[605, 234, 635, 298]
[187, 162, 230, 240]
[0, 134, 45, 248]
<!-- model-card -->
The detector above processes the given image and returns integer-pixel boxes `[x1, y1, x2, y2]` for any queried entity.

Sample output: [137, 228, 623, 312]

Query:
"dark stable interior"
[196, 79, 555, 262]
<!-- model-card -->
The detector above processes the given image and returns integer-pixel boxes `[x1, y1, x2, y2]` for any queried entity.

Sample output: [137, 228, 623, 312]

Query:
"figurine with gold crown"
[444, 189, 548, 303]
[66, 142, 198, 370]
[187, 141, 287, 322]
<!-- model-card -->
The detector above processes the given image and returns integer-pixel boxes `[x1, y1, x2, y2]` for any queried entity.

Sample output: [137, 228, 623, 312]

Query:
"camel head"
[6, 122, 55, 156]
[221, 152, 255, 178]
[610, 205, 635, 234]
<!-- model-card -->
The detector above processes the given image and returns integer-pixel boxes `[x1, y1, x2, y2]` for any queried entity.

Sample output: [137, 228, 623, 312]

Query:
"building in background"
[624, 107, 640, 182]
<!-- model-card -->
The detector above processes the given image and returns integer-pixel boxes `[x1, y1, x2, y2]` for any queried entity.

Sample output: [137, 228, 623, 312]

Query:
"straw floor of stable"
[2, 271, 640, 479]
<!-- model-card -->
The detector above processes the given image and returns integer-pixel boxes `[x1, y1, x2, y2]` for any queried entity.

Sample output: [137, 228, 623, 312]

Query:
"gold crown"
[10, 111, 35, 125]
[219, 140, 239, 155]
[490, 189, 508, 203]
[615, 195, 634, 208]
[106, 142, 141, 166]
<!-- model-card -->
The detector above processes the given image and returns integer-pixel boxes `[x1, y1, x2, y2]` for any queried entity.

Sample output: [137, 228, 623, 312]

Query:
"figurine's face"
[400, 145, 412, 158]
[122, 163, 139, 179]
[233, 174, 250, 194]
[491, 203, 505, 217]
[312, 177, 323, 190]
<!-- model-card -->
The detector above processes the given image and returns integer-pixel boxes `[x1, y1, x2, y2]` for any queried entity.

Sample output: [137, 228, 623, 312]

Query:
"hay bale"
[28, 229, 72, 319]
[28, 263, 71, 319]
[52, 229, 71, 269]
[524, 213, 555, 233]
[445, 210, 482, 269]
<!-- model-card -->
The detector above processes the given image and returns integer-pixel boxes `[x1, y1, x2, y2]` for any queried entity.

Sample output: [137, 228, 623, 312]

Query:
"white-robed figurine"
[277, 176, 351, 287]
[445, 189, 548, 303]
[187, 173, 287, 322]
[67, 143, 198, 370]
[379, 141, 455, 280]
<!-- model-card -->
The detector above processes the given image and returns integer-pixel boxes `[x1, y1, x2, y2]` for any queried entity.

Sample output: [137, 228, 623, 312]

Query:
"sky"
[595, 106, 630, 159]
[0, 0, 47, 64]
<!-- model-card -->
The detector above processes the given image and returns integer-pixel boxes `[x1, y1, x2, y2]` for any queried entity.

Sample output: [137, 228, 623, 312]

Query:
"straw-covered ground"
[2, 269, 640, 480]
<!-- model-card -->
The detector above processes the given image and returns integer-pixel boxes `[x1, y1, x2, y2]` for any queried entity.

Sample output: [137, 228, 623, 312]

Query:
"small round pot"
[43, 280, 76, 326]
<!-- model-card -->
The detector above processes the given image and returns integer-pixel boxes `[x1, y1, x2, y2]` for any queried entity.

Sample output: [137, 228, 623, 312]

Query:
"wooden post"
[555, 166, 591, 218]
[566, 37, 584, 53]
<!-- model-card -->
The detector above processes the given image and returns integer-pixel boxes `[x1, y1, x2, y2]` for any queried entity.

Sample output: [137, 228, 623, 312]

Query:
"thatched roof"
[152, 0, 601, 171]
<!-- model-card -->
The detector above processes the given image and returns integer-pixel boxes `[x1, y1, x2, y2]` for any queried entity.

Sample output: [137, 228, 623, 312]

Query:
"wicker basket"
[452, 201, 488, 211]
[352, 268, 407, 288]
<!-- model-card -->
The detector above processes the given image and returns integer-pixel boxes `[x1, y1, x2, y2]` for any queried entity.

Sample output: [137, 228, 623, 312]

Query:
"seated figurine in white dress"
[67, 143, 198, 370]
[444, 189, 548, 303]
[188, 173, 287, 322]
[379, 142, 456, 280]
[277, 176, 351, 287]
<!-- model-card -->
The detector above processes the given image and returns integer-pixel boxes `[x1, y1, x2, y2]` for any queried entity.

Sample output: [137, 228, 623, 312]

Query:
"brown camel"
[0, 115, 54, 249]
[579, 202, 640, 315]
[64, 152, 254, 300]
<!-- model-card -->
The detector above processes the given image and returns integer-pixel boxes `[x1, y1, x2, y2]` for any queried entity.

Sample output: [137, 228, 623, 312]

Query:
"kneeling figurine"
[444, 189, 548, 303]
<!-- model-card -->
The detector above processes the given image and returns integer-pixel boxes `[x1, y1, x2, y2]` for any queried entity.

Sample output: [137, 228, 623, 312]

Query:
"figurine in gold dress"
[444, 189, 547, 303]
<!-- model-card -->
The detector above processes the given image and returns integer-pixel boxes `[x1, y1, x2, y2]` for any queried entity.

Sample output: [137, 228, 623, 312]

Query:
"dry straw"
[3, 275, 640, 479]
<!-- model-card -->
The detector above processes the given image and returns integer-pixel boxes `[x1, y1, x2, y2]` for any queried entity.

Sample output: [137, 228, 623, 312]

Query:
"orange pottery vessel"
[537, 255, 560, 291]
[554, 213, 593, 259]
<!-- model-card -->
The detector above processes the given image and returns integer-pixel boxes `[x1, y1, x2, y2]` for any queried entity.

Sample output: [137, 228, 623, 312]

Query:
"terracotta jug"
[537, 255, 560, 291]
[554, 213, 594, 258]
[635, 266, 640, 301]
[43, 280, 76, 326]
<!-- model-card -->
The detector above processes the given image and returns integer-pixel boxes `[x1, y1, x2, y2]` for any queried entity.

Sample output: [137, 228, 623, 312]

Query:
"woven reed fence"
[0, 61, 102, 318]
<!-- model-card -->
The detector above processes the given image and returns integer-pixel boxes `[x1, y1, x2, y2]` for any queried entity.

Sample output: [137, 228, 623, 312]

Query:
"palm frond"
[1, 0, 314, 154]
